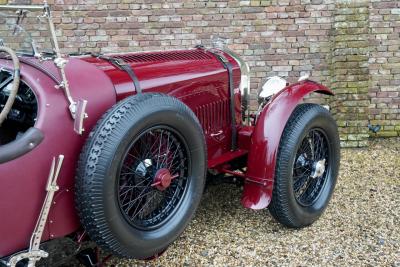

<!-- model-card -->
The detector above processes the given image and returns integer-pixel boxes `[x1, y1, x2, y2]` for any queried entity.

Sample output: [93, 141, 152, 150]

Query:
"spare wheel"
[75, 93, 206, 259]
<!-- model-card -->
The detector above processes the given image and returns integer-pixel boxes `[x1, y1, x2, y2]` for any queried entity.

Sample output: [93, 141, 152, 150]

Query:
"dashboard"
[0, 69, 38, 137]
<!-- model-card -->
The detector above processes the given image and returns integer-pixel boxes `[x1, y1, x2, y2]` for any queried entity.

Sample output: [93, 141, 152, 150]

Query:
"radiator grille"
[113, 50, 213, 63]
[195, 99, 230, 134]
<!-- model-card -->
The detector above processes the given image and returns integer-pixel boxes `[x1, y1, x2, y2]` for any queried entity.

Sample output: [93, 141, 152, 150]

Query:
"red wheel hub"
[151, 168, 178, 191]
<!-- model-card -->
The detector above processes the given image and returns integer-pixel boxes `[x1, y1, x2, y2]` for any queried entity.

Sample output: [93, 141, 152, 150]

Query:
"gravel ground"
[111, 138, 400, 267]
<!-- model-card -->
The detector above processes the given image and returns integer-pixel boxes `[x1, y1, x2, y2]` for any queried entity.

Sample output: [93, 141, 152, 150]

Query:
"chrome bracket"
[7, 251, 48, 267]
[45, 3, 88, 134]
[73, 99, 88, 135]
[7, 155, 64, 267]
[0, 1, 88, 135]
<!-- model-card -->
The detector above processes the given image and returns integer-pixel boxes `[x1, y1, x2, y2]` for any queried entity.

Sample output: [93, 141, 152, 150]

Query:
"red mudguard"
[242, 80, 334, 210]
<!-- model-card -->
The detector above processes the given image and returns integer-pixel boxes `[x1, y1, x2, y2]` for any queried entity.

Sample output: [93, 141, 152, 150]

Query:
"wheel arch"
[241, 80, 334, 210]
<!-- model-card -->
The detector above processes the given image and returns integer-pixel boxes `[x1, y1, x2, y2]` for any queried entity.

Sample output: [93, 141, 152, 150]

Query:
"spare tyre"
[75, 93, 206, 259]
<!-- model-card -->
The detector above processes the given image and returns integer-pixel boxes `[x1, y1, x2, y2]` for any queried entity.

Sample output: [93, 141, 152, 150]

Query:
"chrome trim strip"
[221, 48, 251, 123]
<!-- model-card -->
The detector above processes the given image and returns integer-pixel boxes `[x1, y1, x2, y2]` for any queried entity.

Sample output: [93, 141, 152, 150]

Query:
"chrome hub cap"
[311, 159, 326, 179]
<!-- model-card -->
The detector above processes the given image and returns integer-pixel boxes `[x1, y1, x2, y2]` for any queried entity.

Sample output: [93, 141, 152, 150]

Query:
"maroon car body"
[0, 49, 332, 257]
[0, 3, 339, 265]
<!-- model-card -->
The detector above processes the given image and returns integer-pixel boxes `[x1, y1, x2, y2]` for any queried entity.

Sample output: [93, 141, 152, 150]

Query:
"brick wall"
[331, 1, 370, 147]
[369, 0, 400, 138]
[1, 0, 400, 146]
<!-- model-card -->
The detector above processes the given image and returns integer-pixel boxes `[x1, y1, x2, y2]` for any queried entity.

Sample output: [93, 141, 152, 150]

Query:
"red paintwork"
[0, 58, 116, 257]
[207, 149, 247, 169]
[80, 49, 242, 162]
[237, 126, 253, 151]
[241, 81, 333, 209]
[0, 45, 333, 259]
[0, 48, 241, 257]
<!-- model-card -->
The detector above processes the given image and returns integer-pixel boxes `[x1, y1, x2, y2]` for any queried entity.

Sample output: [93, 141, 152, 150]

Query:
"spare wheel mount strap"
[205, 49, 237, 151]
[96, 54, 142, 94]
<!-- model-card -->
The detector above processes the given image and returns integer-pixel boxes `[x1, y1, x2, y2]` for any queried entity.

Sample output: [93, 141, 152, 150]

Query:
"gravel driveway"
[112, 138, 400, 267]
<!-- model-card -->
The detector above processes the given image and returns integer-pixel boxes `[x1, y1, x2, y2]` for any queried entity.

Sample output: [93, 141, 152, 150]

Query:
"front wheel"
[268, 104, 340, 228]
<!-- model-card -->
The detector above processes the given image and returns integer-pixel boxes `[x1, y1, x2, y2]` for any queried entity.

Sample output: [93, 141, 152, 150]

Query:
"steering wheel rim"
[0, 46, 20, 127]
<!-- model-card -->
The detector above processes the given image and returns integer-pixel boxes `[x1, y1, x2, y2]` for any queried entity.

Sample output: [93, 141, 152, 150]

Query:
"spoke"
[117, 126, 189, 228]
[294, 174, 309, 192]
[130, 143, 142, 161]
[121, 179, 151, 193]
[126, 153, 150, 167]
[310, 133, 315, 157]
[121, 187, 143, 209]
[122, 185, 136, 211]
[120, 169, 149, 181]
[293, 129, 331, 205]
[294, 167, 311, 179]
[170, 161, 185, 174]
[293, 165, 312, 171]
[156, 130, 164, 168]
[120, 179, 150, 201]
[123, 190, 154, 212]
[160, 133, 171, 168]
[303, 178, 317, 199]
[314, 131, 322, 160]
[293, 154, 312, 172]
[296, 176, 312, 198]
[294, 175, 308, 189]
[167, 144, 181, 170]
[314, 132, 321, 160]
[131, 193, 158, 220]
[120, 178, 150, 189]
[318, 133, 325, 159]
[120, 187, 133, 204]
[164, 185, 179, 199]
[299, 139, 311, 155]
[140, 134, 158, 159]
[308, 137, 314, 160]
[121, 162, 137, 173]
[120, 186, 146, 205]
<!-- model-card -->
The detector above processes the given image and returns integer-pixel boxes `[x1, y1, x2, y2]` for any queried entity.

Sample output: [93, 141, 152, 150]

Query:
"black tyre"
[268, 103, 340, 228]
[75, 93, 206, 259]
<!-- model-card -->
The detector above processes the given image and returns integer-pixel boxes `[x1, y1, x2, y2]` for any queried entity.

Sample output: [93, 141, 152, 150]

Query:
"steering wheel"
[0, 46, 20, 127]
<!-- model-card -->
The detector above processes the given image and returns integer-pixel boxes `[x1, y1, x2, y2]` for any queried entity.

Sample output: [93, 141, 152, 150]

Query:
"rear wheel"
[268, 104, 340, 228]
[76, 94, 206, 259]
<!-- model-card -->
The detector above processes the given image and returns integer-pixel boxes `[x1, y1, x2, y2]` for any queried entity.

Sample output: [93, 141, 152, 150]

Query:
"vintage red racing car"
[0, 3, 340, 267]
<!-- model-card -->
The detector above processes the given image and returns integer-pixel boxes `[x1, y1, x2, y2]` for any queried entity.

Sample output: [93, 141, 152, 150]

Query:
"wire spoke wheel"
[268, 104, 340, 228]
[293, 128, 329, 206]
[117, 126, 189, 230]
[76, 94, 206, 259]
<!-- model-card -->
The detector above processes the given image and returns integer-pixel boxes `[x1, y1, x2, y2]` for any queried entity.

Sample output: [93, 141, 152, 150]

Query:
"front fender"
[242, 80, 333, 209]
